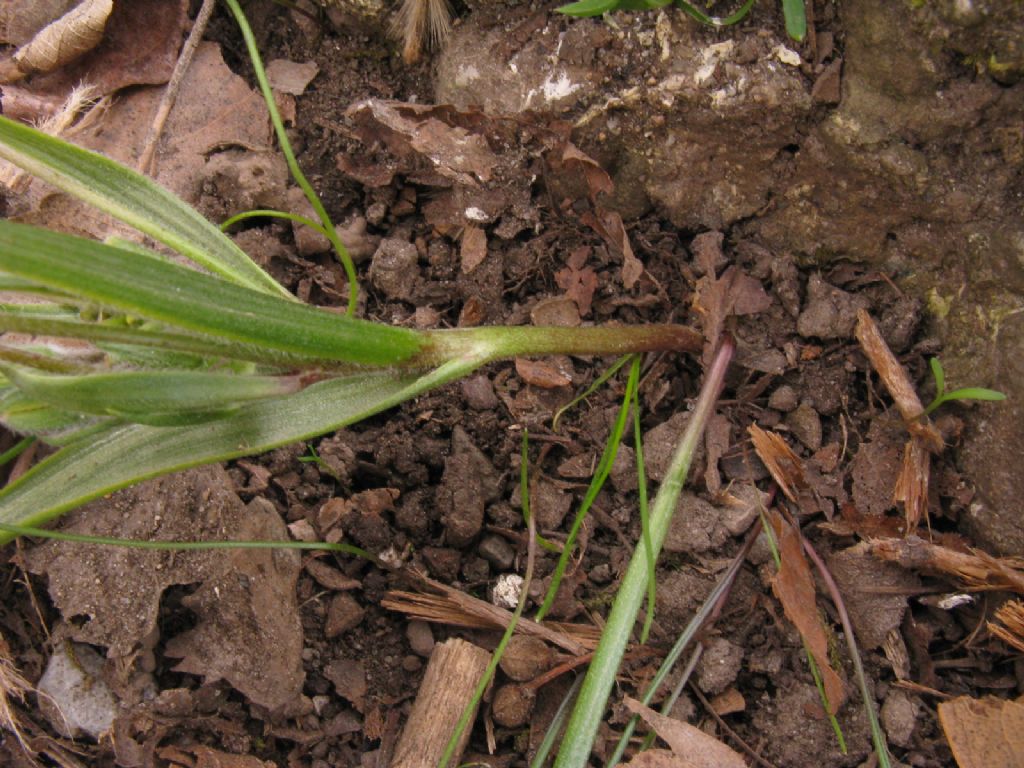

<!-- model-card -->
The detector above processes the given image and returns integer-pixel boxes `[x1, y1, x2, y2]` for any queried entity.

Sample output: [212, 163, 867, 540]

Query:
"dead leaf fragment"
[622, 697, 746, 768]
[460, 225, 487, 273]
[265, 59, 318, 95]
[938, 696, 1024, 768]
[157, 744, 277, 768]
[768, 513, 846, 714]
[869, 536, 1024, 594]
[1, 0, 112, 81]
[748, 424, 807, 504]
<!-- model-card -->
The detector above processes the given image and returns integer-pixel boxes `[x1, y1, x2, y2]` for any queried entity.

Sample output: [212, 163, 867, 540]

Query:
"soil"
[1, 1, 1022, 767]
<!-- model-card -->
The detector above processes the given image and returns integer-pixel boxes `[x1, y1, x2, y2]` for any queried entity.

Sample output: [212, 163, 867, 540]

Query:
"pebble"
[478, 534, 515, 570]
[461, 375, 499, 410]
[786, 401, 823, 452]
[406, 620, 435, 657]
[768, 384, 799, 412]
[325, 593, 365, 638]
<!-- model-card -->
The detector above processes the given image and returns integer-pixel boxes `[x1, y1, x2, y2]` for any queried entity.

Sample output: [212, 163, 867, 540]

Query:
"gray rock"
[369, 238, 419, 301]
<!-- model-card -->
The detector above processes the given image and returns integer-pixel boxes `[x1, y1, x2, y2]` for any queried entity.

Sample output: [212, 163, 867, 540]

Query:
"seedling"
[0, 3, 701, 541]
[922, 357, 1006, 417]
[557, 0, 806, 43]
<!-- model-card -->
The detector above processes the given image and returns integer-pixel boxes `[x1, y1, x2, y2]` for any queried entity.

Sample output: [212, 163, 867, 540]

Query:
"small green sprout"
[557, 0, 806, 43]
[923, 357, 1006, 417]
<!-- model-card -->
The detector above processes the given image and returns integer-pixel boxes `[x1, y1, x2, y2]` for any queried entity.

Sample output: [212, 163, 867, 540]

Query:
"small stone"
[530, 296, 581, 327]
[786, 402, 823, 452]
[588, 563, 613, 584]
[881, 689, 918, 748]
[401, 655, 422, 672]
[326, 593, 365, 638]
[499, 636, 553, 681]
[462, 375, 499, 410]
[478, 534, 515, 570]
[695, 638, 743, 695]
[462, 556, 490, 581]
[369, 238, 419, 300]
[365, 201, 388, 226]
[768, 384, 799, 412]
[288, 519, 317, 542]
[406, 620, 435, 657]
[719, 483, 767, 536]
[492, 684, 535, 728]
[421, 547, 461, 581]
[797, 274, 870, 340]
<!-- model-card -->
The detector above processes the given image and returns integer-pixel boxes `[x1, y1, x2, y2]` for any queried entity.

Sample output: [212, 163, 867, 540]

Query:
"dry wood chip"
[460, 224, 488, 273]
[869, 536, 1024, 593]
[988, 600, 1024, 653]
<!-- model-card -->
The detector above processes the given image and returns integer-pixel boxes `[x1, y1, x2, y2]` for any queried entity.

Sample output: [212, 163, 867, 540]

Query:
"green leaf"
[929, 357, 945, 396]
[674, 0, 756, 27]
[556, 0, 620, 17]
[782, 0, 807, 42]
[0, 115, 291, 299]
[0, 387, 113, 444]
[941, 387, 1007, 403]
[0, 358, 480, 541]
[0, 366, 303, 426]
[0, 221, 425, 367]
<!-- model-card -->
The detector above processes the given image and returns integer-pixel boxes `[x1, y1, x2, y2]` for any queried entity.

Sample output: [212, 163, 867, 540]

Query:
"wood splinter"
[390, 638, 491, 768]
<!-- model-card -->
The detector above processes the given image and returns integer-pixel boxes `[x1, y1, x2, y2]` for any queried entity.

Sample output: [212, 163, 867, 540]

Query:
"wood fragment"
[988, 599, 1024, 653]
[868, 536, 1024, 594]
[390, 638, 490, 768]
[855, 309, 943, 453]
[855, 309, 943, 530]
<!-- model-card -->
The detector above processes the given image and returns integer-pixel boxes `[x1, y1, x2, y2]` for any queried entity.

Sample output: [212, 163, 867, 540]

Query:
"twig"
[137, 0, 217, 175]
[689, 682, 779, 768]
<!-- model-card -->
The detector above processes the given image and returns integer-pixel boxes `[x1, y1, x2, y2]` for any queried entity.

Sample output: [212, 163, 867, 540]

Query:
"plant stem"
[420, 323, 701, 366]
[553, 337, 734, 768]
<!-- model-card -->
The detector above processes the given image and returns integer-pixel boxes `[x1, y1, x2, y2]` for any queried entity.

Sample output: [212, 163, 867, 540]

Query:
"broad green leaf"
[0, 358, 480, 541]
[782, 0, 806, 42]
[0, 115, 291, 299]
[0, 222, 425, 367]
[0, 366, 303, 426]
[557, 0, 620, 17]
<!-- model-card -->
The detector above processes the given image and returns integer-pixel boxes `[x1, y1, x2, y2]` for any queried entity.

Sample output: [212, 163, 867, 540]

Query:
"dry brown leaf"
[989, 600, 1024, 653]
[868, 536, 1024, 593]
[938, 696, 1024, 768]
[560, 142, 614, 199]
[25, 466, 305, 713]
[622, 697, 746, 768]
[30, 0, 188, 98]
[768, 512, 846, 715]
[157, 744, 277, 768]
[555, 247, 598, 317]
[460, 225, 487, 274]
[0, 0, 112, 81]
[345, 100, 498, 186]
[265, 59, 318, 95]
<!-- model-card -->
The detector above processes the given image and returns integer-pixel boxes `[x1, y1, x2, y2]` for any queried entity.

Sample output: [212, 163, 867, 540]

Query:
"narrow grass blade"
[556, 0, 619, 17]
[0, 115, 290, 299]
[554, 338, 734, 768]
[0, 358, 480, 542]
[1, 366, 304, 426]
[0, 222, 424, 367]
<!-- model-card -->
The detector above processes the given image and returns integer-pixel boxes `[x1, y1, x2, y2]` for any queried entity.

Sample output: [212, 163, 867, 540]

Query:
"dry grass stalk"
[382, 579, 599, 655]
[869, 536, 1024, 594]
[855, 309, 944, 530]
[0, 632, 33, 753]
[989, 600, 1024, 653]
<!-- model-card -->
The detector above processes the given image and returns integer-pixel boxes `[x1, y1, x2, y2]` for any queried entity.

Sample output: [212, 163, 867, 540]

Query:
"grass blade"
[554, 338, 734, 768]
[0, 221, 424, 367]
[0, 358, 480, 542]
[0, 115, 290, 299]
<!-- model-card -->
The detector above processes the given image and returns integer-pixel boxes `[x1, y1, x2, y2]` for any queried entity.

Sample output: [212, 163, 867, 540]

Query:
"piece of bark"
[391, 638, 491, 768]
